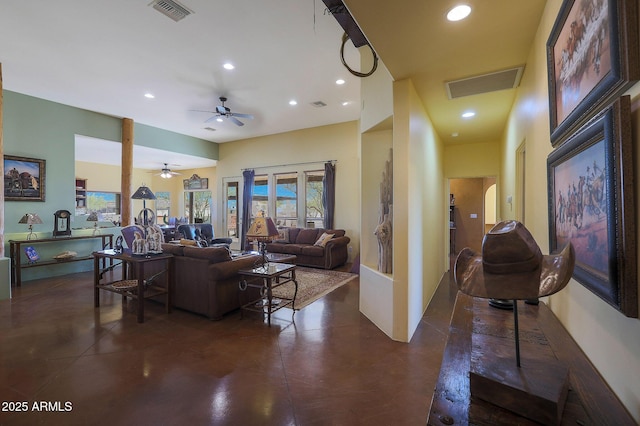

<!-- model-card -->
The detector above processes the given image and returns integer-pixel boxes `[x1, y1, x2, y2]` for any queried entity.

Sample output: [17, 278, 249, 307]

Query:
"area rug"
[271, 267, 357, 310]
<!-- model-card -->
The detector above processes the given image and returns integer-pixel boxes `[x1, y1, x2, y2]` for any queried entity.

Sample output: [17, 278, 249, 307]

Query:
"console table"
[9, 234, 113, 287]
[93, 249, 173, 323]
[239, 262, 297, 326]
[427, 293, 635, 425]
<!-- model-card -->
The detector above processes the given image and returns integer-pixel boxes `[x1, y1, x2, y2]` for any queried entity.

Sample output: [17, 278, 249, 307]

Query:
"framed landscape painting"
[547, 96, 636, 317]
[4, 155, 46, 201]
[546, 0, 639, 146]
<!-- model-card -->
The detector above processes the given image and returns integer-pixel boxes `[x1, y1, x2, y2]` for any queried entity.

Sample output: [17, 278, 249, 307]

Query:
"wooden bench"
[427, 292, 635, 425]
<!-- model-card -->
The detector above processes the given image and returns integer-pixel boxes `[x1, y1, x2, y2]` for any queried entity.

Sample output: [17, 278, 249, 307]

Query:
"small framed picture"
[4, 155, 46, 201]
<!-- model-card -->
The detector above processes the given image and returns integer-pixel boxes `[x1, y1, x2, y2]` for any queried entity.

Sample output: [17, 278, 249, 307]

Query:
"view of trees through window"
[248, 169, 325, 227]
[184, 191, 212, 223]
[252, 175, 269, 217]
[276, 173, 297, 223]
[305, 170, 324, 228]
[86, 191, 121, 223]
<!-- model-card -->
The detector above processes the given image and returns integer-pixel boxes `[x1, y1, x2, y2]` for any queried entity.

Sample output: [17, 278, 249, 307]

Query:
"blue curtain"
[322, 161, 335, 229]
[241, 169, 255, 251]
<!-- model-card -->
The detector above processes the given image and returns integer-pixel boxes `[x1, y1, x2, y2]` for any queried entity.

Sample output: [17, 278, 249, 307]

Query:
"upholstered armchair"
[177, 224, 232, 247]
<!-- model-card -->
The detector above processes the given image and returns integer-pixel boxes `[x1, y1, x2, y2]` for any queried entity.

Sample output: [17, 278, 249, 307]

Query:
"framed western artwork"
[546, 0, 639, 146]
[4, 155, 46, 201]
[547, 96, 636, 317]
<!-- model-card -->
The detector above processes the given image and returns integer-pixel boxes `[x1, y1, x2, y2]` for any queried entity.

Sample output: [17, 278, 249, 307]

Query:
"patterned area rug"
[271, 267, 357, 310]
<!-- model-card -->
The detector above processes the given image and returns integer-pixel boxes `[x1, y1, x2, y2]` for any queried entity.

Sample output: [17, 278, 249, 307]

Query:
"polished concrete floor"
[0, 266, 458, 425]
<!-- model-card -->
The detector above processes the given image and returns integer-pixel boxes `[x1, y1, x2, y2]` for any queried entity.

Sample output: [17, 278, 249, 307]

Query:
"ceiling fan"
[151, 163, 181, 179]
[195, 96, 254, 126]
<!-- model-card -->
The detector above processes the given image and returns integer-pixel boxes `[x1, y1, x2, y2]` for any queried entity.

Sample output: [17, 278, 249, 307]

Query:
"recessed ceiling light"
[144, 93, 155, 99]
[452, 132, 459, 137]
[342, 101, 350, 106]
[223, 63, 235, 70]
[447, 5, 471, 21]
[462, 111, 475, 118]
[289, 100, 298, 106]
[336, 79, 345, 85]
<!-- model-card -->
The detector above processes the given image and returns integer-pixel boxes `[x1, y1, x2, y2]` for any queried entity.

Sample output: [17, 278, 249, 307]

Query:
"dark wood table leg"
[137, 262, 145, 323]
[94, 256, 100, 308]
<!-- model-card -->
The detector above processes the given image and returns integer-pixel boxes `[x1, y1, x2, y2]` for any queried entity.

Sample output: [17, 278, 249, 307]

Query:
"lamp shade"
[18, 213, 43, 225]
[131, 185, 156, 200]
[86, 211, 99, 221]
[246, 217, 279, 240]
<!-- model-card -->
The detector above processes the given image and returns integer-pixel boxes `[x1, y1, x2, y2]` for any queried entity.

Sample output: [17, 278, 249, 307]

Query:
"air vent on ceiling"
[148, 0, 193, 22]
[310, 101, 327, 108]
[204, 127, 216, 132]
[445, 66, 524, 99]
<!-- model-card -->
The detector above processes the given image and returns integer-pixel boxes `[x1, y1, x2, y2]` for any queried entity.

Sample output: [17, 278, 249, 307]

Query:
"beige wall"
[216, 121, 361, 258]
[502, 0, 640, 419]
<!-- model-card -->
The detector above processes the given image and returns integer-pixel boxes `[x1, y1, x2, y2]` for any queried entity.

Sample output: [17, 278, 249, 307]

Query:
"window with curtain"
[305, 170, 325, 228]
[275, 172, 297, 226]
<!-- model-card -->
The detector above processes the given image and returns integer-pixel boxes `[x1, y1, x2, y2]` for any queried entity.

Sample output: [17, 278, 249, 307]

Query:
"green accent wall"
[2, 90, 216, 281]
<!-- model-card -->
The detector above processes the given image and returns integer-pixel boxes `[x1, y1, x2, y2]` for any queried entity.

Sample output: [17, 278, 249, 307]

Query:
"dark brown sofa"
[161, 243, 262, 320]
[265, 227, 350, 269]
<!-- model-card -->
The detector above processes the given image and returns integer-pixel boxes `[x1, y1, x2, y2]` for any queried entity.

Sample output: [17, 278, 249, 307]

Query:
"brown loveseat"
[265, 227, 350, 269]
[161, 243, 262, 320]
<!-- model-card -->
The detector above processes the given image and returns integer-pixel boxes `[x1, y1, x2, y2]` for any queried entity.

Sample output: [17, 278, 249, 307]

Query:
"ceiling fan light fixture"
[160, 170, 172, 179]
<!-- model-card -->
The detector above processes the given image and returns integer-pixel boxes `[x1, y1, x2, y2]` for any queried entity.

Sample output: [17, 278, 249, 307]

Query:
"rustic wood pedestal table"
[238, 262, 297, 326]
[93, 249, 173, 323]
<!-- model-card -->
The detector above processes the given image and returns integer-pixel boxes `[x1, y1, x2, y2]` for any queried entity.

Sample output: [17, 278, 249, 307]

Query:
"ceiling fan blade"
[216, 105, 230, 114]
[232, 113, 253, 119]
[229, 116, 245, 126]
[189, 109, 217, 113]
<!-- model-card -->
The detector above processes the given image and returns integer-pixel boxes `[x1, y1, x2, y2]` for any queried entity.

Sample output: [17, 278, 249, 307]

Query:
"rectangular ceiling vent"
[149, 0, 193, 22]
[310, 101, 327, 108]
[445, 66, 524, 99]
[203, 127, 216, 132]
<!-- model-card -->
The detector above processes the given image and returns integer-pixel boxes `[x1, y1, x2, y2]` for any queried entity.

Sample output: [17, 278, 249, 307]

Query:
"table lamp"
[18, 213, 43, 240]
[86, 211, 100, 235]
[246, 216, 279, 266]
[131, 184, 156, 227]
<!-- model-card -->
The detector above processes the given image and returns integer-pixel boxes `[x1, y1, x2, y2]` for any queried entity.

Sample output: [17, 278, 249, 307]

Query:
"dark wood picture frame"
[547, 96, 636, 317]
[3, 155, 46, 201]
[183, 174, 208, 190]
[546, 0, 639, 146]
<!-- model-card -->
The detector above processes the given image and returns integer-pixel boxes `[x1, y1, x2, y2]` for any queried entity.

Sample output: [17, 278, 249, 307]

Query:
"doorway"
[449, 177, 497, 253]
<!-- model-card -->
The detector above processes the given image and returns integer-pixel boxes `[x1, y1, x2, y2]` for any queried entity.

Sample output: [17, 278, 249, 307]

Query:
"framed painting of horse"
[3, 155, 46, 201]
[547, 96, 636, 317]
[546, 0, 639, 146]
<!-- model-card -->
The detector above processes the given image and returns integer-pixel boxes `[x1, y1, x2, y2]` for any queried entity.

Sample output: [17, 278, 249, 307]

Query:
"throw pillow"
[275, 227, 290, 243]
[296, 228, 320, 245]
[314, 232, 335, 247]
[179, 238, 199, 247]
